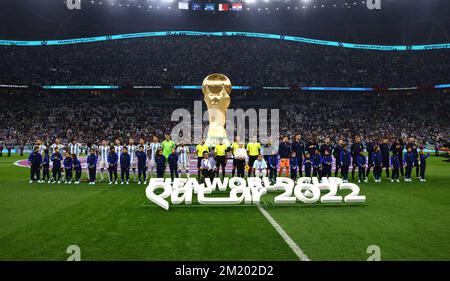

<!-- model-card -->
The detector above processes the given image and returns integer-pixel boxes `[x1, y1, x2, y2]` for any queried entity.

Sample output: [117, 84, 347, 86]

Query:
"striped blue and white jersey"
[127, 145, 137, 162]
[98, 145, 109, 162]
[176, 146, 190, 164]
[68, 143, 81, 157]
[38, 144, 47, 155]
[51, 143, 64, 155]
[149, 142, 161, 162]
[114, 145, 123, 162]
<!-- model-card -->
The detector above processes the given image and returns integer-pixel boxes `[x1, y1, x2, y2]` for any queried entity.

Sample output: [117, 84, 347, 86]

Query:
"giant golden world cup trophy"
[202, 73, 231, 147]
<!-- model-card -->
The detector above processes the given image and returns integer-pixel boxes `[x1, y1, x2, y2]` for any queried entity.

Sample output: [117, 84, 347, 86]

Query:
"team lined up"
[28, 135, 181, 184]
[195, 134, 430, 184]
[27, 134, 430, 184]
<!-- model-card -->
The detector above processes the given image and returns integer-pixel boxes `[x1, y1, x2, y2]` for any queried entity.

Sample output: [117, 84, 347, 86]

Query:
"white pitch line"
[257, 205, 310, 261]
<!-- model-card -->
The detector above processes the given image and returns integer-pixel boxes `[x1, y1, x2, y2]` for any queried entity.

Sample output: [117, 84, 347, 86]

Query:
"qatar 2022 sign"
[145, 176, 366, 210]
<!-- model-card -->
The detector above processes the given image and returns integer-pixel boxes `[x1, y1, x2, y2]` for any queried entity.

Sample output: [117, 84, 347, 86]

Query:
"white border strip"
[257, 205, 310, 261]
[13, 160, 29, 168]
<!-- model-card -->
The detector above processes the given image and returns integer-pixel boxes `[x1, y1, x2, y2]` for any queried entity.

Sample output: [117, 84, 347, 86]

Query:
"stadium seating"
[0, 90, 448, 148]
[1, 37, 450, 87]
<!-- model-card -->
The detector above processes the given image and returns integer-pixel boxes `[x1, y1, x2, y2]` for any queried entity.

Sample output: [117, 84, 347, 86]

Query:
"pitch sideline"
[257, 205, 311, 261]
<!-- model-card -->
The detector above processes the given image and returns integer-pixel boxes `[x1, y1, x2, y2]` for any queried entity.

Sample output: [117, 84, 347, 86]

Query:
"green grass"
[0, 154, 449, 261]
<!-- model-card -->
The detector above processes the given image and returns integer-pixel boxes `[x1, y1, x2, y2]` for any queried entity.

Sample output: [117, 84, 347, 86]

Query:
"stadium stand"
[1, 37, 450, 87]
[0, 90, 448, 148]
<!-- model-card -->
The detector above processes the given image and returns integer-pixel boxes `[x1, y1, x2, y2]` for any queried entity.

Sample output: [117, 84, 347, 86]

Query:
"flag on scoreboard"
[231, 3, 243, 11]
[192, 3, 202, 10]
[218, 4, 229, 11]
[204, 3, 215, 11]
[178, 2, 189, 10]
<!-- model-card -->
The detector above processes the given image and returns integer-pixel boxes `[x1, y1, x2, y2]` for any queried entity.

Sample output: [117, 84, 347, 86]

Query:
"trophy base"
[205, 136, 231, 148]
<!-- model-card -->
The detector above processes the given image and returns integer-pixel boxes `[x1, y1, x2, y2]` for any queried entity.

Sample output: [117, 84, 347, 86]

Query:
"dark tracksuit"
[312, 154, 322, 178]
[292, 140, 305, 177]
[155, 155, 166, 178]
[404, 152, 415, 179]
[414, 148, 420, 178]
[42, 154, 50, 181]
[399, 143, 405, 177]
[357, 155, 367, 181]
[51, 153, 63, 181]
[236, 156, 246, 178]
[372, 151, 383, 180]
[320, 143, 332, 177]
[73, 158, 82, 182]
[306, 142, 319, 157]
[120, 153, 131, 182]
[278, 142, 292, 158]
[107, 152, 118, 182]
[278, 141, 292, 176]
[303, 157, 312, 177]
[406, 143, 419, 177]
[136, 151, 147, 182]
[351, 143, 364, 180]
[268, 155, 278, 182]
[340, 150, 351, 181]
[320, 144, 333, 157]
[168, 153, 179, 181]
[419, 153, 429, 180]
[87, 154, 98, 182]
[365, 142, 375, 177]
[333, 145, 343, 177]
[379, 143, 390, 178]
[321, 155, 332, 178]
[391, 155, 401, 180]
[289, 156, 298, 181]
[28, 152, 42, 181]
[391, 142, 405, 177]
[63, 157, 73, 182]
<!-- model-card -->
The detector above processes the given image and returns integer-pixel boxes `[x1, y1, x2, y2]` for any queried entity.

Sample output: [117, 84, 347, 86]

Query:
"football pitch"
[0, 154, 449, 261]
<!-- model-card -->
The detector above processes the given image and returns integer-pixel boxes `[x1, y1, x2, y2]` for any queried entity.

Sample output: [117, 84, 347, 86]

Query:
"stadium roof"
[0, 0, 449, 44]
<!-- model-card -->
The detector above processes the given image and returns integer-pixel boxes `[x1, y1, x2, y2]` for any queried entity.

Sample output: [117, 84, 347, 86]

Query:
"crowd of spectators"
[1, 36, 449, 150]
[0, 90, 448, 149]
[1, 36, 449, 87]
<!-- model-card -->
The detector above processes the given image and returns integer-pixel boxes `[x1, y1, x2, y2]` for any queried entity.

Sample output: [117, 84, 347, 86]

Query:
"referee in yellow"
[231, 136, 241, 177]
[196, 139, 209, 178]
[247, 136, 261, 177]
[214, 138, 228, 178]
